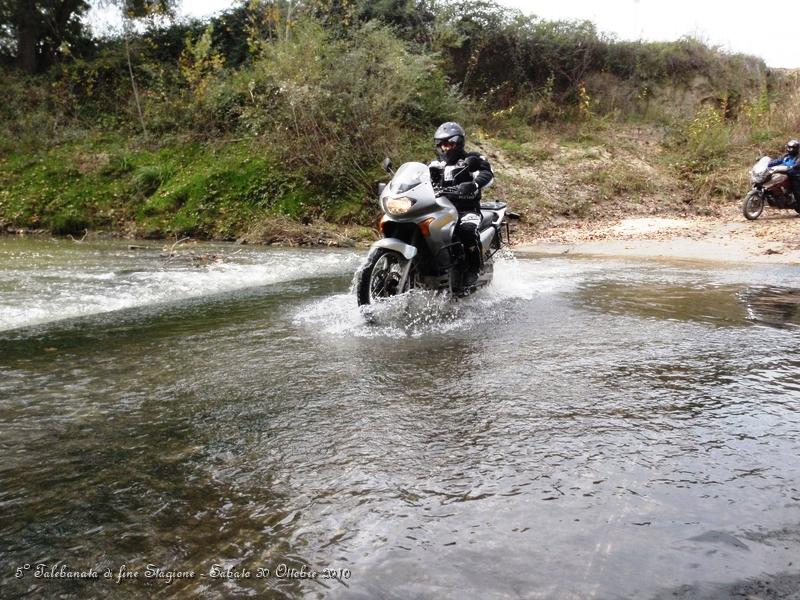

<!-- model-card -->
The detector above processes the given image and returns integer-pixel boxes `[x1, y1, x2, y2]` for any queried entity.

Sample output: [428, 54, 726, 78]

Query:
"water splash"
[0, 243, 361, 331]
[294, 254, 552, 337]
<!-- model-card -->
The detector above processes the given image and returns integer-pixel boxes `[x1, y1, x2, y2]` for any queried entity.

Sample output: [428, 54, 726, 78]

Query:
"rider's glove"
[429, 162, 444, 185]
[458, 181, 479, 200]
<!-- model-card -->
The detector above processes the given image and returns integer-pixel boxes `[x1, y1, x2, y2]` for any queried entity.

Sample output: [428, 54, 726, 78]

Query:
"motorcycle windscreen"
[388, 162, 431, 194]
[752, 156, 771, 178]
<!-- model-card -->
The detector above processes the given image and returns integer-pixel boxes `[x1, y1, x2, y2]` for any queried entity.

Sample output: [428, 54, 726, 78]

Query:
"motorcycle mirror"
[382, 157, 393, 174]
[377, 182, 386, 196]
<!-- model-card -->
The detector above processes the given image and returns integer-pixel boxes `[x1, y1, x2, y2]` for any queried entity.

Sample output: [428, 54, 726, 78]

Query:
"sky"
[88, 0, 798, 69]
[502, 0, 793, 68]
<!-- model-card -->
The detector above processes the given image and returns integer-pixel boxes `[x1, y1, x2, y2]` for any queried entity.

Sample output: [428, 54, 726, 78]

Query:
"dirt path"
[515, 205, 800, 263]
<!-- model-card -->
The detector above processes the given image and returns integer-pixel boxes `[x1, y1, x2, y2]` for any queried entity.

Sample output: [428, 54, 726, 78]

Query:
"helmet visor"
[436, 135, 461, 151]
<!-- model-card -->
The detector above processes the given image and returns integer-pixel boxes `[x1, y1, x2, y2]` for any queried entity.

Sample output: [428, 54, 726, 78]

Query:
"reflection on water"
[1, 241, 799, 599]
[739, 285, 800, 329]
[578, 277, 800, 330]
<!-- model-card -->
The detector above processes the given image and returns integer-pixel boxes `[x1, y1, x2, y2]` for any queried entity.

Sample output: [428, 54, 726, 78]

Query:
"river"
[1, 236, 799, 599]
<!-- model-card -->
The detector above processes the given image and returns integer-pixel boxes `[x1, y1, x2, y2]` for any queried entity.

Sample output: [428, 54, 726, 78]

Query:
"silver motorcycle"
[356, 157, 518, 306]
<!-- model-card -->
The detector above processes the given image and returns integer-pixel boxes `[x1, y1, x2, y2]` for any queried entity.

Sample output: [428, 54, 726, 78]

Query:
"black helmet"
[788, 139, 800, 156]
[434, 122, 466, 161]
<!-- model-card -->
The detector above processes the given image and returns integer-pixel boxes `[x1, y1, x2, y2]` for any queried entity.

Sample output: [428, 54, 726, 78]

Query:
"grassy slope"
[0, 133, 377, 243]
[0, 121, 757, 244]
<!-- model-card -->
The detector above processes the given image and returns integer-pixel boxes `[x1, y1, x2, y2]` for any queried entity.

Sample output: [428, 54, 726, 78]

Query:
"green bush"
[48, 210, 91, 236]
[131, 165, 170, 198]
[234, 18, 460, 194]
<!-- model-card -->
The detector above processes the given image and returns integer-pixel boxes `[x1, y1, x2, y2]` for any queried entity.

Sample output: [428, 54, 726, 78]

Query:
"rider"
[769, 139, 800, 202]
[429, 122, 494, 286]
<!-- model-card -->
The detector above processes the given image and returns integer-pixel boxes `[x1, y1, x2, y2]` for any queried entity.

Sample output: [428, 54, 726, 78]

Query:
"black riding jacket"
[429, 149, 494, 212]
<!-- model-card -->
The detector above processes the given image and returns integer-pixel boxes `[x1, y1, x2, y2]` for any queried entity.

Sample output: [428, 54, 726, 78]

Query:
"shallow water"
[1, 237, 799, 599]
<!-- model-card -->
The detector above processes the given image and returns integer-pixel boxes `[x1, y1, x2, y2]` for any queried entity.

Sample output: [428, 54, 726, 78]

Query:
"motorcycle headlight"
[385, 197, 415, 215]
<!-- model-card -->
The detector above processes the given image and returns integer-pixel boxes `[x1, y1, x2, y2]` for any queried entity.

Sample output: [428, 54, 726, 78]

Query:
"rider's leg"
[791, 176, 800, 205]
[456, 212, 482, 285]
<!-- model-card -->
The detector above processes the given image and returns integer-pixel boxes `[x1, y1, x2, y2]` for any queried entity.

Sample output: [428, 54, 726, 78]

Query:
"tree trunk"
[17, 25, 37, 73]
[124, 22, 147, 135]
[285, 0, 292, 41]
[16, 0, 39, 73]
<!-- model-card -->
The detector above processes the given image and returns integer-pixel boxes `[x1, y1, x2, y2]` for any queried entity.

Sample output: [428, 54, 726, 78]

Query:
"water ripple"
[1, 242, 799, 599]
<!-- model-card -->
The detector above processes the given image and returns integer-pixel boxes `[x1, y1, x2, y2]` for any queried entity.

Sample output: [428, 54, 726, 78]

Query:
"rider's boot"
[463, 270, 479, 287]
[463, 245, 481, 287]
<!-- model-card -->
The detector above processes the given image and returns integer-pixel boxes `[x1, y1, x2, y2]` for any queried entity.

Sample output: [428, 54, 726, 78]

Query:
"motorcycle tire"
[356, 248, 411, 306]
[742, 191, 764, 221]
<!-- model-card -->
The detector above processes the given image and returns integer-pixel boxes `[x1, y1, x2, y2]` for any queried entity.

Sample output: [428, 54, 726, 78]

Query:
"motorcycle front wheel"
[742, 191, 764, 220]
[356, 249, 411, 306]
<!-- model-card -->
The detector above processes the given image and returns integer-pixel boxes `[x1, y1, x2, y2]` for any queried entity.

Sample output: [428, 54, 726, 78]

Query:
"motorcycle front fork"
[396, 258, 414, 293]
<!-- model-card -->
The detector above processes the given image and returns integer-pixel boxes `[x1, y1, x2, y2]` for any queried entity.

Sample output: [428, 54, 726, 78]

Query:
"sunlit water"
[1, 237, 799, 599]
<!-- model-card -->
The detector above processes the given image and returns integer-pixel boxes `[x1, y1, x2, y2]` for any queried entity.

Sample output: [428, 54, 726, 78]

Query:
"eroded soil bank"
[516, 205, 800, 264]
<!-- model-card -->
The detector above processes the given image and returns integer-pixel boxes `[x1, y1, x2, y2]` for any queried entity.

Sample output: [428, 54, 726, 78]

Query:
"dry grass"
[478, 121, 702, 237]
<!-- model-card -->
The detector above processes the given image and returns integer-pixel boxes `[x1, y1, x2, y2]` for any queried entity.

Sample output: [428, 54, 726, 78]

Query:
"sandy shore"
[515, 205, 800, 264]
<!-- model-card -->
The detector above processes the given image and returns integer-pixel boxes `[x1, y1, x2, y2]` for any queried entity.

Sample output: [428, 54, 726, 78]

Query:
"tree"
[98, 0, 177, 134]
[0, 0, 90, 73]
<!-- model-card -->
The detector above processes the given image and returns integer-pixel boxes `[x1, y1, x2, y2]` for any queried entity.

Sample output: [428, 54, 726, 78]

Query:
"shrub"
[683, 103, 732, 170]
[131, 165, 170, 198]
[48, 210, 90, 236]
[236, 18, 460, 194]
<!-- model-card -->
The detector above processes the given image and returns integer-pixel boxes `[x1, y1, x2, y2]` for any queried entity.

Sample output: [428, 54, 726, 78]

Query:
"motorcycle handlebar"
[439, 186, 460, 195]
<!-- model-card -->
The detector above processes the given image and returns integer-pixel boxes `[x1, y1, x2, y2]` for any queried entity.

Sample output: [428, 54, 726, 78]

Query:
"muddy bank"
[1, 217, 374, 248]
[515, 205, 800, 264]
[5, 203, 799, 262]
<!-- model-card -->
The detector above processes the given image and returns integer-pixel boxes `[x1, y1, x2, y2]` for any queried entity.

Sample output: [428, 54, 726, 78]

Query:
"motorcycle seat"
[479, 210, 495, 230]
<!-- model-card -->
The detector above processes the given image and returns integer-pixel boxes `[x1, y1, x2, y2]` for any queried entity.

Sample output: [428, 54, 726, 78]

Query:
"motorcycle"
[355, 157, 518, 306]
[742, 156, 800, 220]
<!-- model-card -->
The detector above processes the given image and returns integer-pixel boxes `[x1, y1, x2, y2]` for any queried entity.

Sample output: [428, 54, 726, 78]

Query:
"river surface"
[1, 236, 799, 599]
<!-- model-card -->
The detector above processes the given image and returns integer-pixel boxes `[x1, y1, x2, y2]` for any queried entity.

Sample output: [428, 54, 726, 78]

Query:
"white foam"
[0, 249, 361, 331]
[1, 245, 608, 333]
[294, 254, 564, 338]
